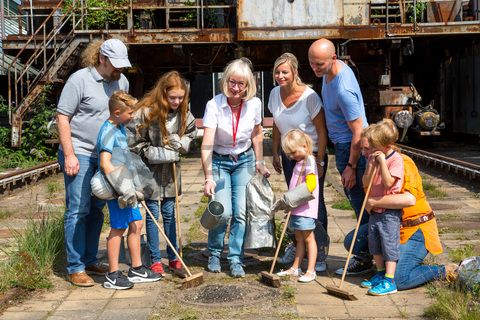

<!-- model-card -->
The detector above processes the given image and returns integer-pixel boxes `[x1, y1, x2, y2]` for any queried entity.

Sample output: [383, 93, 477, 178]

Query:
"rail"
[396, 143, 480, 180]
[0, 161, 60, 193]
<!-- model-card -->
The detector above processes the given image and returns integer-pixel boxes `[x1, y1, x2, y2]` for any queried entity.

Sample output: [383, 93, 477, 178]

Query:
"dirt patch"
[182, 283, 278, 307]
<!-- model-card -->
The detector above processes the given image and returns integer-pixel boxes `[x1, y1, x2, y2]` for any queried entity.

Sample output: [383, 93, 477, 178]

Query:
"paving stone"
[113, 287, 162, 299]
[105, 296, 158, 309]
[345, 304, 403, 318]
[0, 311, 48, 320]
[47, 310, 101, 319]
[38, 290, 70, 301]
[7, 300, 59, 312]
[56, 299, 109, 311]
[297, 304, 349, 319]
[66, 286, 115, 300]
[99, 307, 152, 320]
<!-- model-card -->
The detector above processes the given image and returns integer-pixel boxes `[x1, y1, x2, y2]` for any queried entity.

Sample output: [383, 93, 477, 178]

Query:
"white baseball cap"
[100, 39, 131, 69]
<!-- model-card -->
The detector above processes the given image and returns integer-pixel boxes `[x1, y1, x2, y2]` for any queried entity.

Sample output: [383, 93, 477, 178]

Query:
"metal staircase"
[7, 0, 90, 147]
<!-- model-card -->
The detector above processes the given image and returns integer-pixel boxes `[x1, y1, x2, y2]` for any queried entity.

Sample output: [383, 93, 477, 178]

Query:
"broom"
[325, 166, 377, 300]
[261, 160, 306, 288]
[141, 201, 204, 289]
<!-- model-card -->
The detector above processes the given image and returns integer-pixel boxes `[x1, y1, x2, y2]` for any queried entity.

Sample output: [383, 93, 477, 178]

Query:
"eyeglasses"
[228, 79, 246, 89]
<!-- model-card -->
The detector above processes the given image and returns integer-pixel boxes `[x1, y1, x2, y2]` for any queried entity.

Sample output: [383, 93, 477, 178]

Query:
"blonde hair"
[220, 58, 257, 101]
[273, 52, 305, 86]
[135, 71, 190, 145]
[362, 118, 399, 148]
[80, 40, 103, 68]
[109, 90, 137, 114]
[282, 129, 313, 157]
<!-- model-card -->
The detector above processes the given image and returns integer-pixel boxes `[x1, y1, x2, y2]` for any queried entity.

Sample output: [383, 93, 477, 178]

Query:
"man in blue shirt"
[308, 38, 372, 275]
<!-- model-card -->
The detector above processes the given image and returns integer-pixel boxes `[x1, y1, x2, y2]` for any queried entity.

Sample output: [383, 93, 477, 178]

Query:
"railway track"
[0, 143, 479, 193]
[0, 161, 60, 194]
[396, 144, 480, 181]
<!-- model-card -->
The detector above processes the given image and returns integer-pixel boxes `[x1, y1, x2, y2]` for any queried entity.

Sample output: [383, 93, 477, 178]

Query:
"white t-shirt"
[203, 94, 262, 155]
[268, 86, 322, 152]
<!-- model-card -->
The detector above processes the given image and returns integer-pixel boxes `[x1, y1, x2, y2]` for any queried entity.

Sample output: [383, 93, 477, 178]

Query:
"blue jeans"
[58, 150, 105, 274]
[208, 149, 255, 265]
[345, 227, 446, 290]
[282, 151, 329, 261]
[145, 198, 178, 263]
[395, 229, 445, 290]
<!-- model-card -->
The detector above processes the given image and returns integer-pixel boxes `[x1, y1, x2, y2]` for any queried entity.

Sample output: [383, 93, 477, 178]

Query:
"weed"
[46, 181, 62, 196]
[200, 195, 209, 203]
[424, 282, 480, 320]
[398, 306, 409, 318]
[331, 198, 353, 211]
[282, 284, 296, 302]
[423, 180, 447, 198]
[441, 212, 459, 221]
[0, 211, 64, 292]
[152, 303, 200, 320]
[0, 210, 13, 220]
[448, 244, 477, 263]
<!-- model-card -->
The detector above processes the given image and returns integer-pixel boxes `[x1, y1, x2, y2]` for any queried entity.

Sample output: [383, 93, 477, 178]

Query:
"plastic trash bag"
[458, 256, 480, 290]
[244, 174, 275, 249]
[111, 147, 159, 200]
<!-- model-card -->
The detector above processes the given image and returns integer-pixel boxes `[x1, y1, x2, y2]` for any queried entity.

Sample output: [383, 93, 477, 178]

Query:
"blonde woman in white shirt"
[268, 52, 329, 272]
[201, 58, 270, 278]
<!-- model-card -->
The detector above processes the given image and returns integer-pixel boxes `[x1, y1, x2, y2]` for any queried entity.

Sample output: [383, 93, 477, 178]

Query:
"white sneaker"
[298, 271, 316, 283]
[278, 243, 296, 265]
[276, 267, 301, 277]
[315, 261, 327, 273]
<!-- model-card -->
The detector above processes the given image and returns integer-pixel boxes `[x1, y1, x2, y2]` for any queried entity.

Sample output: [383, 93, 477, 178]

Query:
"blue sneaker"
[368, 279, 397, 296]
[230, 263, 245, 278]
[361, 271, 385, 289]
[207, 255, 221, 273]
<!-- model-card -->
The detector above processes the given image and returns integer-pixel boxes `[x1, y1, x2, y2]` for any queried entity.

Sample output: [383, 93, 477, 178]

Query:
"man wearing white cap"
[56, 38, 131, 287]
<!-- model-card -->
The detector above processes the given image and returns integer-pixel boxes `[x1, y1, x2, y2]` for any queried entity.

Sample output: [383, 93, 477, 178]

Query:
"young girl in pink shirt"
[276, 129, 319, 283]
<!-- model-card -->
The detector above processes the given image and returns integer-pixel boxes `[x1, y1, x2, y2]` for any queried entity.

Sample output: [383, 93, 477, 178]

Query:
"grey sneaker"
[230, 263, 245, 278]
[103, 271, 133, 290]
[207, 255, 221, 273]
[127, 265, 162, 283]
[278, 243, 296, 265]
[335, 256, 373, 276]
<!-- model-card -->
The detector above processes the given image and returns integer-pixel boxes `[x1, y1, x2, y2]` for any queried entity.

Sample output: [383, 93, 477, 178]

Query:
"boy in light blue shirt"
[96, 91, 162, 290]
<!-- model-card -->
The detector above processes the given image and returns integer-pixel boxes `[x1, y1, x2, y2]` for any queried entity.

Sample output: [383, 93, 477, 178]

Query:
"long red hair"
[135, 71, 190, 145]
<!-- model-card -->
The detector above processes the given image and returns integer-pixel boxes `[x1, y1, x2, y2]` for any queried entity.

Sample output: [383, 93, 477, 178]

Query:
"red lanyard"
[228, 100, 243, 147]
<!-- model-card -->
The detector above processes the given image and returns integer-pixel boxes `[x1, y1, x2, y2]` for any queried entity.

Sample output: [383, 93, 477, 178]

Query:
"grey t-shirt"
[57, 67, 129, 157]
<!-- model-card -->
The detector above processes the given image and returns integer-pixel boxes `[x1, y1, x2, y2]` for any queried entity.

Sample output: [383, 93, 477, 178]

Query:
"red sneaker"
[169, 259, 182, 271]
[150, 262, 166, 276]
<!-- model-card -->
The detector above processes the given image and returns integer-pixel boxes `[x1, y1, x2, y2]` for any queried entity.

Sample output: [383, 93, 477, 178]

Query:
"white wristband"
[256, 160, 265, 166]
[205, 179, 216, 187]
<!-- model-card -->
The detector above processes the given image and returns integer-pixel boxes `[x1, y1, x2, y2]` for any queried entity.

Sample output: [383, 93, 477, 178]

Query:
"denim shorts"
[107, 200, 142, 230]
[368, 209, 402, 261]
[289, 215, 316, 231]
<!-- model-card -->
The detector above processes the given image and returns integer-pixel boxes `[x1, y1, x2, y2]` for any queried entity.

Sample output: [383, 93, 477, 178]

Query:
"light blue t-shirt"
[96, 120, 128, 163]
[321, 60, 368, 144]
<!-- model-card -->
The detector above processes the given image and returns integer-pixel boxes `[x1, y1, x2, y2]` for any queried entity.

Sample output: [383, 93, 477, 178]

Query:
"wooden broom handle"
[172, 162, 183, 258]
[142, 201, 193, 277]
[338, 166, 377, 289]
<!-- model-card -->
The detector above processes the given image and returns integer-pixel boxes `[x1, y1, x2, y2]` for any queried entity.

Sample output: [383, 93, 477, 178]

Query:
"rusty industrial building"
[1, 0, 480, 146]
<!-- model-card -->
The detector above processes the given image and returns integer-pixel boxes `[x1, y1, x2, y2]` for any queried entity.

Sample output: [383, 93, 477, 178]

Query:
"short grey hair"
[220, 58, 257, 101]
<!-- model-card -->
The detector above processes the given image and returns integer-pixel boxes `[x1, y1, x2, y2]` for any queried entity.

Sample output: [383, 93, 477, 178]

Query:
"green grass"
[423, 180, 447, 198]
[424, 283, 480, 320]
[331, 198, 353, 210]
[46, 181, 62, 197]
[448, 244, 477, 264]
[0, 210, 13, 220]
[0, 211, 64, 292]
[282, 284, 296, 303]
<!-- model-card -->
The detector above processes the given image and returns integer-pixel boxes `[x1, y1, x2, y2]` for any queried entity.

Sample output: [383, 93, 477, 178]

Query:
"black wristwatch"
[347, 162, 357, 169]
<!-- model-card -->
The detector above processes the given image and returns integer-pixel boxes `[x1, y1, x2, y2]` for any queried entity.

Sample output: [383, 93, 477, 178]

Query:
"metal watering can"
[200, 195, 224, 230]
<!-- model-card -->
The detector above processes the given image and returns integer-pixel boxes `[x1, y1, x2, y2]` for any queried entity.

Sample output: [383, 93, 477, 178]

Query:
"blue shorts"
[368, 209, 402, 261]
[289, 215, 316, 231]
[107, 200, 142, 230]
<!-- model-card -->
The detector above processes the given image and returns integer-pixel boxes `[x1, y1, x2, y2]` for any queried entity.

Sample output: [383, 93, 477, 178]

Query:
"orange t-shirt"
[400, 154, 442, 255]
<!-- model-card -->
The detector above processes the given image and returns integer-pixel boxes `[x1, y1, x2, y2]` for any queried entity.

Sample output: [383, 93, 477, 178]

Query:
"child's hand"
[373, 151, 386, 164]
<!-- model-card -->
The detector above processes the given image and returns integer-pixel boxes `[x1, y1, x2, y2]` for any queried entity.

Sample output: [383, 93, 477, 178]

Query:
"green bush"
[0, 91, 57, 169]
[63, 0, 129, 30]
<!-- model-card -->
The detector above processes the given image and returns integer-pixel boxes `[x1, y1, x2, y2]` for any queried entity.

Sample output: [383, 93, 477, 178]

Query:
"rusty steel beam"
[74, 29, 234, 44]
